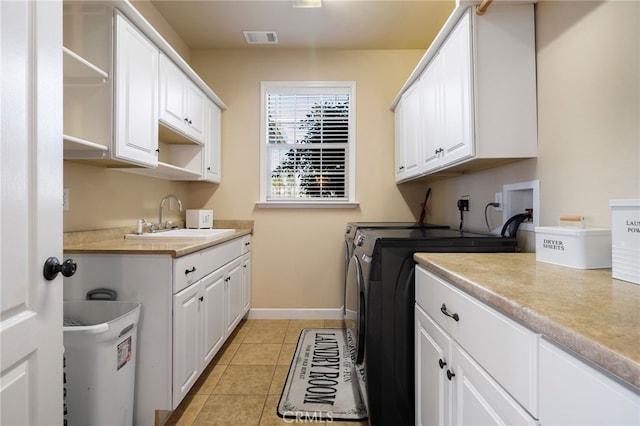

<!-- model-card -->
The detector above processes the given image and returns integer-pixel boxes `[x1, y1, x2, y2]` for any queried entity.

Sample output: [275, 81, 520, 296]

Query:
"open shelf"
[113, 161, 202, 181]
[63, 47, 108, 84]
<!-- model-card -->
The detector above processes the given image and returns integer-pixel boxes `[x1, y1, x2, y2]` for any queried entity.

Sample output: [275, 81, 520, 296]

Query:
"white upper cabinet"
[159, 54, 206, 145]
[62, 1, 226, 181]
[114, 12, 159, 167]
[393, 4, 537, 183]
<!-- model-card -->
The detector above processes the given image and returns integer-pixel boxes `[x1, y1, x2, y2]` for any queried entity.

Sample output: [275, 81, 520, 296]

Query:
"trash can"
[63, 300, 141, 426]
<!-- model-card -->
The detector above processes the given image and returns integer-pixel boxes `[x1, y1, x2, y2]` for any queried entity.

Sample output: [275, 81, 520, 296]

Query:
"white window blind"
[260, 82, 356, 206]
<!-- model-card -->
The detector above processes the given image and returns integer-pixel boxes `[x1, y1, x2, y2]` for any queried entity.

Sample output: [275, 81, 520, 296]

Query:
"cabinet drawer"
[416, 265, 539, 417]
[173, 252, 203, 293]
[173, 238, 243, 293]
[241, 235, 252, 254]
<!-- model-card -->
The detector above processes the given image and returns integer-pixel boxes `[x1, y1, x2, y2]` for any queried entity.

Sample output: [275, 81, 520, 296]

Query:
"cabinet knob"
[446, 369, 456, 381]
[438, 359, 447, 369]
[199, 296, 204, 302]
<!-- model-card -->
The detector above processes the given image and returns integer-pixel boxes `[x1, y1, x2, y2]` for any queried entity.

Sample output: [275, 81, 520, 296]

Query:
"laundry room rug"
[277, 328, 368, 421]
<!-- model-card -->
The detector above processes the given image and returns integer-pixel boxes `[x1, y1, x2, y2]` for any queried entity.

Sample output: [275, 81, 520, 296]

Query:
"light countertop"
[64, 220, 253, 258]
[414, 252, 640, 391]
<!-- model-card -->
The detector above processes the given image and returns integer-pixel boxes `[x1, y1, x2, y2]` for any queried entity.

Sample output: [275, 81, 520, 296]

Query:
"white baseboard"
[247, 307, 344, 320]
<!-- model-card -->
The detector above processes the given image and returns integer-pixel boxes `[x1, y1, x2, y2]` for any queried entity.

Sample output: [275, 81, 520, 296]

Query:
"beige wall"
[188, 49, 428, 308]
[64, 1, 639, 310]
[426, 1, 639, 250]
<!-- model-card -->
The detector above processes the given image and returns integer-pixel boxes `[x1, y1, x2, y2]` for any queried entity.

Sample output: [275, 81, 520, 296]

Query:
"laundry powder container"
[63, 300, 141, 426]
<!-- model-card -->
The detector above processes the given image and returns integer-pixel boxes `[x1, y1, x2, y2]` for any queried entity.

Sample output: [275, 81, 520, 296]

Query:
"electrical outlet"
[494, 192, 503, 212]
[457, 197, 470, 212]
[63, 188, 69, 211]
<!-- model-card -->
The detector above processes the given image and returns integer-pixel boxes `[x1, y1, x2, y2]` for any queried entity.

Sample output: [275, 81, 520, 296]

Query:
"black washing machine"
[343, 222, 449, 313]
[344, 227, 518, 426]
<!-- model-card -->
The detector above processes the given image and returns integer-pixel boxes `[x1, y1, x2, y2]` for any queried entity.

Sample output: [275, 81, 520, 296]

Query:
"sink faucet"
[159, 194, 183, 230]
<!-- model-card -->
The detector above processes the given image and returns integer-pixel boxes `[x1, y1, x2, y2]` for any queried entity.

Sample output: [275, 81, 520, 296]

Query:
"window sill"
[255, 201, 359, 209]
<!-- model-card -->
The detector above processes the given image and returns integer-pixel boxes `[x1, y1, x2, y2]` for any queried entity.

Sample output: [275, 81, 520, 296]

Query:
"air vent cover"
[243, 31, 278, 44]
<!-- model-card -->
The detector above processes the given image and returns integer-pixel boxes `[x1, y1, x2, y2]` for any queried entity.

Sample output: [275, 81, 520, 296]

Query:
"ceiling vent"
[243, 31, 278, 45]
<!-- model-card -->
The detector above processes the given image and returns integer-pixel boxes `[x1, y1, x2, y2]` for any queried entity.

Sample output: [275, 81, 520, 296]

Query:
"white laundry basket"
[63, 300, 141, 426]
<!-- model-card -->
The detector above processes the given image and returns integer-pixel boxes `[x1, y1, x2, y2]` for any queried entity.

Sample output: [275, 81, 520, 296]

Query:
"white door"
[1, 0, 64, 424]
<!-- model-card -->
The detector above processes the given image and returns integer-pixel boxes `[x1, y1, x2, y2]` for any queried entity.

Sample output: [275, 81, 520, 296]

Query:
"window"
[259, 81, 356, 207]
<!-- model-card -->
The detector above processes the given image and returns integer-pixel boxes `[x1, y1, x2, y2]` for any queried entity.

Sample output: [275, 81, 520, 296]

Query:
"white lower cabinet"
[63, 235, 251, 425]
[415, 303, 536, 426]
[416, 265, 640, 426]
[172, 266, 226, 405]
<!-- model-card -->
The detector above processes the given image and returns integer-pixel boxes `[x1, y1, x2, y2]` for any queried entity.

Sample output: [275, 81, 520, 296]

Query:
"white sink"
[125, 228, 235, 241]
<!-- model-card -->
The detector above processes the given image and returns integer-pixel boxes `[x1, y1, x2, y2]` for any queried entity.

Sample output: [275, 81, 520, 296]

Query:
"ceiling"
[149, 0, 456, 50]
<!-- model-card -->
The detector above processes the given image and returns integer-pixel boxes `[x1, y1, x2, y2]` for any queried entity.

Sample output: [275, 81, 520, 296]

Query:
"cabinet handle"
[185, 266, 196, 275]
[440, 303, 460, 322]
[155, 148, 160, 153]
[199, 296, 204, 302]
[207, 166, 211, 171]
[438, 359, 447, 369]
[446, 369, 456, 381]
[399, 166, 405, 171]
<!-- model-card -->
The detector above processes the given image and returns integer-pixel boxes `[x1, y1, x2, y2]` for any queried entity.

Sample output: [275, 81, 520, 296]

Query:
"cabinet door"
[114, 12, 158, 167]
[401, 82, 423, 178]
[225, 258, 244, 333]
[159, 54, 187, 133]
[440, 10, 474, 167]
[242, 252, 252, 315]
[172, 283, 201, 406]
[450, 344, 536, 426]
[203, 100, 221, 183]
[201, 269, 226, 366]
[184, 83, 206, 144]
[415, 305, 451, 426]
[394, 98, 406, 181]
[421, 53, 443, 173]
[539, 339, 640, 425]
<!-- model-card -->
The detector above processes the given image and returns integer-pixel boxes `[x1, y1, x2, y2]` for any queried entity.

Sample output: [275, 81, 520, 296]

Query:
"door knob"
[43, 257, 77, 281]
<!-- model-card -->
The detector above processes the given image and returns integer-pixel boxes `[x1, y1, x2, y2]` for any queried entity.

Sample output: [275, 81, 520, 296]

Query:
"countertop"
[64, 220, 253, 258]
[414, 252, 640, 391]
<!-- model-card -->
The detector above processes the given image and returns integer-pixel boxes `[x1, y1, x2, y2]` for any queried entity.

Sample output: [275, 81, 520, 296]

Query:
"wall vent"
[243, 31, 278, 44]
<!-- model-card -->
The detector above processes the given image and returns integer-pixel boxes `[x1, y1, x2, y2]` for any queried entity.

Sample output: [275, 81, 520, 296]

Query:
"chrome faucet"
[159, 194, 183, 230]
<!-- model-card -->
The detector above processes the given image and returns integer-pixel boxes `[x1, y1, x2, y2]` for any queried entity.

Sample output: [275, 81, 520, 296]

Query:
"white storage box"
[535, 226, 611, 269]
[609, 199, 640, 284]
[186, 209, 213, 229]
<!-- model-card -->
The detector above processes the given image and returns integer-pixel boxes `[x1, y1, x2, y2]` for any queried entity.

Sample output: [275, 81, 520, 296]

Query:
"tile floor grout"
[165, 319, 368, 426]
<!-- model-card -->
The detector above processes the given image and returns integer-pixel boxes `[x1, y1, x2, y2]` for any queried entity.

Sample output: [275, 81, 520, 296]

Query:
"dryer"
[345, 228, 518, 425]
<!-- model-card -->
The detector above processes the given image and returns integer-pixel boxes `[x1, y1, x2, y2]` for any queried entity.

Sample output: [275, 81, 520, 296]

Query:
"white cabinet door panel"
[226, 258, 244, 333]
[451, 344, 537, 425]
[440, 9, 473, 166]
[201, 269, 226, 366]
[159, 54, 187, 132]
[172, 283, 201, 406]
[415, 305, 451, 426]
[114, 12, 158, 167]
[539, 339, 640, 425]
